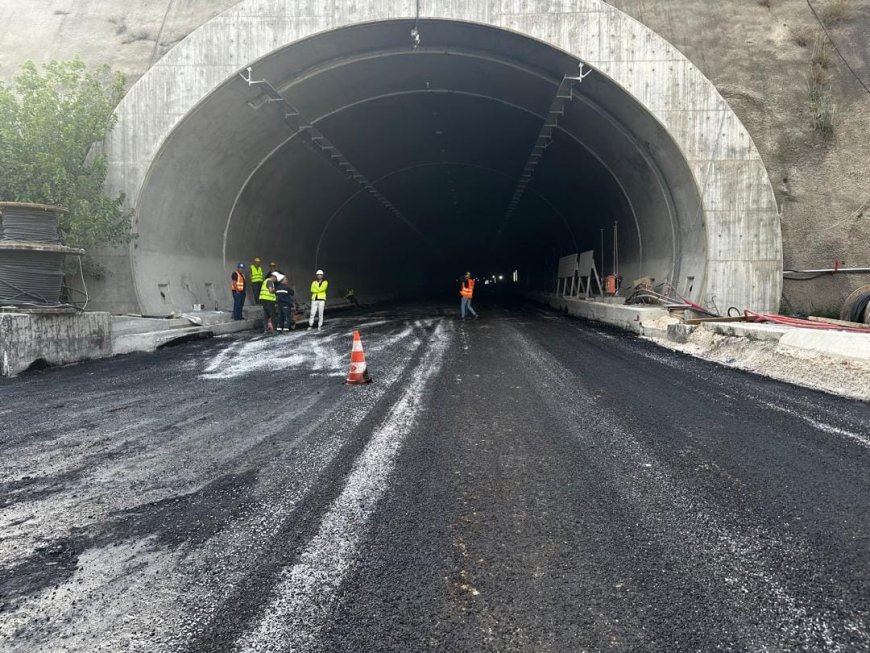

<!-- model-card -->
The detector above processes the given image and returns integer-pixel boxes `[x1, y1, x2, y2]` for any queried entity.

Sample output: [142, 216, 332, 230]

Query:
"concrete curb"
[777, 329, 870, 362]
[529, 292, 870, 367]
[110, 318, 260, 355]
[702, 322, 789, 342]
[530, 292, 669, 335]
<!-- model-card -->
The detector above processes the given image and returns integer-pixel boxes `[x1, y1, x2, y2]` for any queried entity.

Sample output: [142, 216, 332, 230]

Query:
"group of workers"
[230, 261, 481, 332]
[230, 257, 330, 334]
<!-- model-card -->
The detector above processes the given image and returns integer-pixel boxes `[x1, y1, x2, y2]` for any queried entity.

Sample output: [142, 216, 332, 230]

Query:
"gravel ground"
[0, 300, 867, 652]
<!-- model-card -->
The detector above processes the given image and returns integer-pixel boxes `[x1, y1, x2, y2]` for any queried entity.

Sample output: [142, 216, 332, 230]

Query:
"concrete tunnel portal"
[105, 3, 783, 316]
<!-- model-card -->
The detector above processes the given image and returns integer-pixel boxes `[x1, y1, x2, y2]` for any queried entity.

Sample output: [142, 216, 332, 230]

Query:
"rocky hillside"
[1, 0, 867, 314]
[610, 0, 870, 315]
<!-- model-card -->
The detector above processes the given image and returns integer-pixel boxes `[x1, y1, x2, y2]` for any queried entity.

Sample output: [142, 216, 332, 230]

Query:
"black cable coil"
[0, 250, 66, 306]
[0, 206, 61, 243]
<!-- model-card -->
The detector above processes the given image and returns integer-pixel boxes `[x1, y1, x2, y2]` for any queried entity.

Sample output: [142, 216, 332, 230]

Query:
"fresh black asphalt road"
[1, 300, 868, 652]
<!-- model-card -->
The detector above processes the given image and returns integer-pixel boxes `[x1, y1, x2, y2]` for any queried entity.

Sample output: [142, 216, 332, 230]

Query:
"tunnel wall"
[103, 0, 782, 316]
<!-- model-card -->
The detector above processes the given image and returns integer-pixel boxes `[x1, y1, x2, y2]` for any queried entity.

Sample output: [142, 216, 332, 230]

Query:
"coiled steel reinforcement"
[0, 249, 68, 306]
[0, 204, 62, 243]
[0, 203, 78, 307]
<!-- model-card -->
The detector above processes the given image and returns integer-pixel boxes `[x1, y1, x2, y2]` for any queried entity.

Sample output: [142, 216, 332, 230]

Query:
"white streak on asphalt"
[200, 331, 342, 380]
[199, 321, 430, 381]
[235, 323, 451, 653]
[761, 400, 870, 450]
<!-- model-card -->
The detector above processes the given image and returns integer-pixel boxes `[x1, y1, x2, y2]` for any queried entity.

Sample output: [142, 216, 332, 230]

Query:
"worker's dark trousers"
[277, 302, 294, 330]
[232, 290, 246, 320]
[251, 282, 262, 305]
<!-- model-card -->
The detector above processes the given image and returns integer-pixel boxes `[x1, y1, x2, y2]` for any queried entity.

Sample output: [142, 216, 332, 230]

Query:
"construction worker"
[269, 261, 279, 277]
[275, 273, 296, 331]
[230, 262, 246, 320]
[460, 271, 478, 320]
[259, 272, 277, 334]
[345, 287, 359, 307]
[308, 269, 328, 330]
[250, 257, 264, 305]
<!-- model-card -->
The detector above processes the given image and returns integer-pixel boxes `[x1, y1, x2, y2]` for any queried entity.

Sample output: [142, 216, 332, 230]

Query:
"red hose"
[743, 310, 870, 333]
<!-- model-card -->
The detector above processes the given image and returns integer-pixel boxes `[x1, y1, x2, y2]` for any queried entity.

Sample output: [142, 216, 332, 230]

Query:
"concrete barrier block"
[702, 321, 788, 342]
[0, 311, 111, 377]
[778, 329, 870, 362]
[534, 293, 668, 334]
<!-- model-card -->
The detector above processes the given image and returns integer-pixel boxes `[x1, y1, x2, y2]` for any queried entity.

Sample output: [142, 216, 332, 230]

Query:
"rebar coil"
[0, 204, 80, 307]
[0, 203, 65, 243]
[0, 249, 69, 306]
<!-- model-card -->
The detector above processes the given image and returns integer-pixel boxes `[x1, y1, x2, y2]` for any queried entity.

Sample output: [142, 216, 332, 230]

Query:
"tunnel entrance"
[105, 3, 781, 316]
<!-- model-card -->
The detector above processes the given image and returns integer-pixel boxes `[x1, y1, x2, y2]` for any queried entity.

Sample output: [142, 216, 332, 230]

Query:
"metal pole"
[600, 228, 605, 276]
[612, 221, 619, 278]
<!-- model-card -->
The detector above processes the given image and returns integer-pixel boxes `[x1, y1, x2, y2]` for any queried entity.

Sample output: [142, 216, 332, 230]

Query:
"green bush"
[0, 58, 133, 253]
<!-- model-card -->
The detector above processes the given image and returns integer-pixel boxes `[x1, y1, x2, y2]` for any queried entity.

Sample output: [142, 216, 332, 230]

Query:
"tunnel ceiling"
[108, 2, 780, 315]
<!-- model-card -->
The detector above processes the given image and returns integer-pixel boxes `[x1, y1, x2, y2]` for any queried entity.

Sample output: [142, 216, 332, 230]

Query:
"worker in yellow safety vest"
[250, 257, 264, 305]
[259, 273, 277, 334]
[460, 271, 478, 320]
[308, 269, 328, 330]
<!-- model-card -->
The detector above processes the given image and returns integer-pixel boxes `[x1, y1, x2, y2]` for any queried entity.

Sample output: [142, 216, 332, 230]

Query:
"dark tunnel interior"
[132, 19, 705, 309]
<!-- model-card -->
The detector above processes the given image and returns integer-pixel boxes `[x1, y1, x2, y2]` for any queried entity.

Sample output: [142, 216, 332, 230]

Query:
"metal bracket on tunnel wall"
[492, 64, 592, 248]
[238, 67, 434, 248]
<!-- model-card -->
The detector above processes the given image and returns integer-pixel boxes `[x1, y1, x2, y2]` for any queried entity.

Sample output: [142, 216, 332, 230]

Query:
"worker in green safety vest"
[308, 269, 328, 330]
[250, 257, 264, 305]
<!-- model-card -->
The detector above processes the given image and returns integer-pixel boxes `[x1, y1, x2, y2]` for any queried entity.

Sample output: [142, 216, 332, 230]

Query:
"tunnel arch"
[103, 1, 781, 315]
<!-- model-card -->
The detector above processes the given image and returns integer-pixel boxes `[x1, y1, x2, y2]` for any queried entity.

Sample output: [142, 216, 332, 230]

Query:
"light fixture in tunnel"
[492, 64, 592, 251]
[238, 66, 441, 257]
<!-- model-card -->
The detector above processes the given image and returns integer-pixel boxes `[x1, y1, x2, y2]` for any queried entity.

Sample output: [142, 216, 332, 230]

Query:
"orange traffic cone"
[346, 330, 373, 385]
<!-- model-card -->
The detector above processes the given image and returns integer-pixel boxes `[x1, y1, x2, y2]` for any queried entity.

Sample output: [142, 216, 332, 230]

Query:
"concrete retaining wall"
[0, 312, 112, 377]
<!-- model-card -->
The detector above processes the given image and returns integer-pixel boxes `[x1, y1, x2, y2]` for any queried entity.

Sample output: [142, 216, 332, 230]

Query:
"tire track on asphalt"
[0, 317, 435, 652]
[509, 325, 869, 650]
[232, 322, 452, 653]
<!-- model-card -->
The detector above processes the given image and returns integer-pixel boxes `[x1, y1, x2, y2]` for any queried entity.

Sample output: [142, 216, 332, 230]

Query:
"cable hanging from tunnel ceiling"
[491, 64, 592, 251]
[237, 67, 442, 257]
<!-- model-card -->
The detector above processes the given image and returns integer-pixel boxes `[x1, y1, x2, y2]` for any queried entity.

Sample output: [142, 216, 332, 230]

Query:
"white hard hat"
[315, 269, 324, 275]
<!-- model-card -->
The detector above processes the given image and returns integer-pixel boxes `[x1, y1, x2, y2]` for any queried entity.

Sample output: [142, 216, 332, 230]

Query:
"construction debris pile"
[623, 275, 870, 333]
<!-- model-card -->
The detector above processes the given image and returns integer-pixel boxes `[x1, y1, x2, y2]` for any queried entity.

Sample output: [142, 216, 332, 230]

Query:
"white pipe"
[784, 267, 870, 274]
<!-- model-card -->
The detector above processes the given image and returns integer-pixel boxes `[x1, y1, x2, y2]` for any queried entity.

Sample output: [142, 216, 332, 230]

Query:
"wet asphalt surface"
[0, 300, 868, 652]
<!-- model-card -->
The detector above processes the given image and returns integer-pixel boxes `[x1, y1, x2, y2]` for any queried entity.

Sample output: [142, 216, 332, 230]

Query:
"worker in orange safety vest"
[230, 262, 246, 320]
[460, 271, 478, 320]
